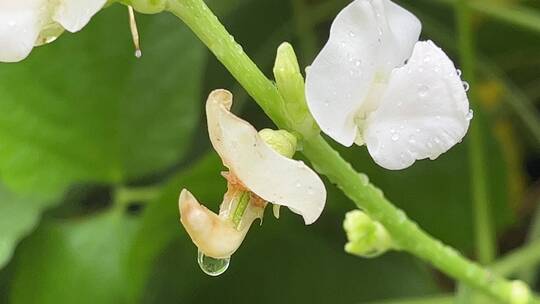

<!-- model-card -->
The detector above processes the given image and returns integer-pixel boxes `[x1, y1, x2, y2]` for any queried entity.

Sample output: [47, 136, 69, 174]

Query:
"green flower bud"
[259, 129, 298, 158]
[343, 210, 395, 258]
[509, 280, 531, 304]
[273, 42, 320, 140]
[125, 0, 167, 14]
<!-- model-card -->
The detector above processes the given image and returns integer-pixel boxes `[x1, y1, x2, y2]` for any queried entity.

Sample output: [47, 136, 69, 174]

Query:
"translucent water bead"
[197, 249, 231, 276]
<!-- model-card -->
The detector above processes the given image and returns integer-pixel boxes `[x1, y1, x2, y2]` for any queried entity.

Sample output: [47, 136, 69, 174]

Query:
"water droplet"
[434, 137, 441, 144]
[423, 56, 431, 63]
[408, 135, 416, 144]
[340, 41, 346, 48]
[296, 182, 302, 188]
[462, 81, 470, 91]
[377, 27, 383, 36]
[391, 134, 399, 141]
[418, 84, 429, 97]
[236, 44, 243, 53]
[197, 250, 230, 276]
[456, 69, 462, 77]
[324, 101, 330, 107]
[355, 60, 361, 67]
[466, 109, 474, 120]
[348, 31, 355, 37]
[134, 49, 142, 58]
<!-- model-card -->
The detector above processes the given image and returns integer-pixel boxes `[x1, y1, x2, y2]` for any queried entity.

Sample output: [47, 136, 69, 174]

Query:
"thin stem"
[455, 0, 496, 265]
[433, 0, 540, 35]
[365, 295, 453, 304]
[492, 239, 540, 277]
[163, 0, 534, 302]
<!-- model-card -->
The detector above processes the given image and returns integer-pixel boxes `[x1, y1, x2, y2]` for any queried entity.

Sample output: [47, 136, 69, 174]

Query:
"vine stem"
[160, 0, 535, 302]
[456, 0, 496, 267]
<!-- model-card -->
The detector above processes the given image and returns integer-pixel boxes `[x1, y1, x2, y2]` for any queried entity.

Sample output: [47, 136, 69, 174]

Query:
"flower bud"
[273, 42, 320, 139]
[343, 210, 395, 258]
[128, 0, 167, 14]
[258, 129, 298, 158]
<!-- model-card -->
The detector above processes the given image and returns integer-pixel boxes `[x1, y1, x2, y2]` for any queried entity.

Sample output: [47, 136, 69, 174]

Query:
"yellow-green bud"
[509, 280, 531, 304]
[273, 42, 320, 139]
[126, 0, 166, 14]
[343, 210, 395, 258]
[259, 129, 298, 158]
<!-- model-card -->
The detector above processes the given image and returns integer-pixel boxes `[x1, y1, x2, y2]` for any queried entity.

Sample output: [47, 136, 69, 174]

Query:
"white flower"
[0, 0, 107, 62]
[179, 90, 326, 258]
[305, 0, 472, 170]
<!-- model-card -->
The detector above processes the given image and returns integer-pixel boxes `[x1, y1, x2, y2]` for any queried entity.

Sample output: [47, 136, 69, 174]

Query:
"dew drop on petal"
[466, 109, 474, 120]
[197, 250, 230, 276]
[418, 85, 429, 98]
[349, 31, 355, 37]
[408, 135, 416, 144]
[462, 81, 470, 92]
[391, 134, 399, 141]
[456, 69, 462, 77]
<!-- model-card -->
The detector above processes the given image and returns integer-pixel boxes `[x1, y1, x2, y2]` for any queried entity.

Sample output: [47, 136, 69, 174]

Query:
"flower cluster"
[305, 0, 471, 170]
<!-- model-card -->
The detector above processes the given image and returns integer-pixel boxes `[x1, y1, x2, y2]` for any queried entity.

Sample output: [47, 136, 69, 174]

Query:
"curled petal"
[0, 0, 45, 62]
[363, 41, 471, 170]
[305, 0, 421, 146]
[53, 0, 107, 32]
[179, 189, 247, 258]
[206, 90, 326, 224]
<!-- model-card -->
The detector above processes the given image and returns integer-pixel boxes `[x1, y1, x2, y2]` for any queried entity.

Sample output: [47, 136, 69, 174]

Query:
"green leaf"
[0, 5, 206, 194]
[0, 186, 58, 269]
[10, 209, 138, 304]
[126, 153, 224, 301]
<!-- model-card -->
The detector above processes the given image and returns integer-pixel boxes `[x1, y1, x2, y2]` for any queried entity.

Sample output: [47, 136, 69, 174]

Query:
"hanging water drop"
[197, 250, 230, 276]
[456, 69, 462, 77]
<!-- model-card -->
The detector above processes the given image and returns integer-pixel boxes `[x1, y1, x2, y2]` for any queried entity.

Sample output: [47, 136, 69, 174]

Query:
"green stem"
[456, 0, 496, 265]
[162, 0, 533, 302]
[492, 239, 540, 277]
[232, 192, 250, 228]
[114, 185, 161, 207]
[433, 0, 540, 35]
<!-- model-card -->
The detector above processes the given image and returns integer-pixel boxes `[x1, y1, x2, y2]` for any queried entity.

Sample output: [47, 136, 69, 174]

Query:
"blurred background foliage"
[0, 0, 539, 303]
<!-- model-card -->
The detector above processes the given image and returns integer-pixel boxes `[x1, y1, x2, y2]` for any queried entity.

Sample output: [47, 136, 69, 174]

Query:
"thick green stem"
[164, 0, 533, 302]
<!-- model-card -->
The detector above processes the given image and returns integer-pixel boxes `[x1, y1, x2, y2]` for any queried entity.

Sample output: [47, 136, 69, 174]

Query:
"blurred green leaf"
[10, 209, 137, 304]
[126, 153, 224, 301]
[0, 186, 58, 269]
[0, 5, 205, 194]
[140, 213, 439, 304]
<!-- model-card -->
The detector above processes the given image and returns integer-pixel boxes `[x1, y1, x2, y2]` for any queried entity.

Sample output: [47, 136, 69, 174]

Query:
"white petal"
[206, 90, 326, 224]
[179, 189, 247, 258]
[53, 0, 107, 32]
[363, 40, 471, 170]
[305, 0, 421, 146]
[0, 0, 46, 62]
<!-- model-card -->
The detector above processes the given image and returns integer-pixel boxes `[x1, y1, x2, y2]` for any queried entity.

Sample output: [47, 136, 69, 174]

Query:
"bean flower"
[305, 0, 472, 170]
[179, 89, 326, 260]
[0, 0, 107, 62]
